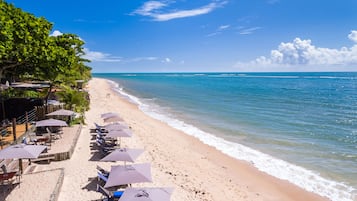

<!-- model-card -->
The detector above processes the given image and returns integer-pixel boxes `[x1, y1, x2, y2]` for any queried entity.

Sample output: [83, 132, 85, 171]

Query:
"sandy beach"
[1, 77, 330, 201]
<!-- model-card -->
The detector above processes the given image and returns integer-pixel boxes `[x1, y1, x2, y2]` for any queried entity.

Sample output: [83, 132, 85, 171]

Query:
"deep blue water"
[94, 72, 357, 201]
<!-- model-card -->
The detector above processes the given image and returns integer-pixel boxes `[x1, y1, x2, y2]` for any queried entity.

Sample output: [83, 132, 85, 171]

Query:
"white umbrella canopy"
[101, 112, 120, 119]
[103, 115, 124, 123]
[104, 123, 129, 131]
[0, 144, 47, 174]
[46, 109, 76, 116]
[104, 163, 152, 188]
[0, 144, 47, 159]
[35, 118, 68, 127]
[120, 187, 174, 201]
[100, 148, 144, 163]
[106, 129, 132, 138]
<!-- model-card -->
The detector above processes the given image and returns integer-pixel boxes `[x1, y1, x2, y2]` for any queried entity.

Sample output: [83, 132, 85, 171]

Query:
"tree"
[0, 1, 92, 82]
[0, 0, 53, 79]
[0, 0, 92, 118]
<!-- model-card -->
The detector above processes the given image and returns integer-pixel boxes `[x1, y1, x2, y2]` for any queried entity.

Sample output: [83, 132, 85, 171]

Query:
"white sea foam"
[107, 79, 356, 201]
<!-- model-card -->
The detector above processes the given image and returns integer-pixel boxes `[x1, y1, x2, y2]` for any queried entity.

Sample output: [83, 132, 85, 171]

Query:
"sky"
[6, 0, 357, 72]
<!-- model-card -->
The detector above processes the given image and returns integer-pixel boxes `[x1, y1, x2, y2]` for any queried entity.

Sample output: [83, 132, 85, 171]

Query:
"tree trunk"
[44, 83, 53, 114]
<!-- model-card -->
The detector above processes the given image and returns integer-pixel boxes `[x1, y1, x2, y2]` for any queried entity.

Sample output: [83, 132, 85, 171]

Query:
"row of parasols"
[93, 112, 173, 201]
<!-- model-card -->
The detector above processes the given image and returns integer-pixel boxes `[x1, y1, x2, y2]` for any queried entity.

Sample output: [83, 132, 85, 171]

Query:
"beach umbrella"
[103, 115, 124, 123]
[104, 163, 152, 188]
[35, 118, 68, 127]
[100, 148, 144, 164]
[104, 123, 129, 131]
[120, 187, 174, 201]
[105, 129, 132, 146]
[0, 144, 47, 159]
[46, 109, 76, 116]
[101, 112, 120, 119]
[0, 144, 47, 173]
[106, 129, 132, 138]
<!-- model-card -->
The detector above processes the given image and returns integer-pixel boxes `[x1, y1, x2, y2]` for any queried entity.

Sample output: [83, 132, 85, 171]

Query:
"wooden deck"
[0, 124, 28, 149]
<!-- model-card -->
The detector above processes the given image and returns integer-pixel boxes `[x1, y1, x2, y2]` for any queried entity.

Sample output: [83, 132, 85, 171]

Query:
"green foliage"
[0, 87, 40, 98]
[57, 85, 90, 114]
[0, 0, 91, 82]
[0, 87, 15, 98]
[0, 1, 92, 113]
[70, 115, 85, 125]
[0, 0, 53, 78]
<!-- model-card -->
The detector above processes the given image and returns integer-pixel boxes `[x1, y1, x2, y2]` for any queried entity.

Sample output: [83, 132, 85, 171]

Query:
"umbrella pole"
[19, 158, 23, 174]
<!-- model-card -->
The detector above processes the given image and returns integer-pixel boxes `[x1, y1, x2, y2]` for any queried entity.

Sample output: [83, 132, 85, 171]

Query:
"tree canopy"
[0, 0, 91, 83]
[0, 0, 92, 115]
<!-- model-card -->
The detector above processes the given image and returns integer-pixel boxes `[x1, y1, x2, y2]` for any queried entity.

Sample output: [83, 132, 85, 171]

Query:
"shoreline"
[97, 77, 329, 201]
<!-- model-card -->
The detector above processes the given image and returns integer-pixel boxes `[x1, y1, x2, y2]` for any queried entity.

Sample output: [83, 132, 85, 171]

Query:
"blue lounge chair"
[97, 171, 108, 182]
[97, 165, 109, 182]
[94, 123, 108, 133]
[96, 184, 124, 201]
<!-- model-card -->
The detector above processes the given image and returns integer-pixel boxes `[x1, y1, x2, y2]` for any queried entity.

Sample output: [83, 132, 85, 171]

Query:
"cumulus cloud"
[133, 1, 227, 21]
[50, 30, 63, 37]
[235, 30, 357, 71]
[348, 30, 357, 43]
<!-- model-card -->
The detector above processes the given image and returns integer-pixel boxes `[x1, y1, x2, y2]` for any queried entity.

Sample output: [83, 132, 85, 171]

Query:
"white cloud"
[83, 48, 160, 63]
[127, 57, 158, 62]
[162, 57, 172, 63]
[219, 25, 230, 30]
[83, 48, 122, 62]
[133, 1, 227, 21]
[239, 27, 262, 35]
[50, 30, 63, 37]
[50, 29, 85, 42]
[207, 24, 231, 37]
[348, 30, 357, 43]
[133, 1, 167, 16]
[235, 30, 357, 71]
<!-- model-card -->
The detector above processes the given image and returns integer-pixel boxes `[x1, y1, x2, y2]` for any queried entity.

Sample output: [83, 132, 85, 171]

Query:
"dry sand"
[2, 78, 330, 201]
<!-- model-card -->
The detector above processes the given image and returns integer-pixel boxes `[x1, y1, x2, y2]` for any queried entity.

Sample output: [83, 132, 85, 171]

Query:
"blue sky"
[7, 0, 357, 72]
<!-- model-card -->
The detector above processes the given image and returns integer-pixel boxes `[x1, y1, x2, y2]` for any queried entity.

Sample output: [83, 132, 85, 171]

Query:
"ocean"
[94, 72, 357, 201]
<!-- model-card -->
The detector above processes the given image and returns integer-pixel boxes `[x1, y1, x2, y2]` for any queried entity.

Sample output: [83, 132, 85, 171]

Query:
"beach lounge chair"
[0, 164, 20, 185]
[99, 146, 115, 156]
[96, 135, 117, 144]
[96, 184, 124, 201]
[94, 123, 108, 133]
[96, 138, 117, 149]
[98, 171, 108, 182]
[97, 165, 109, 182]
[46, 127, 61, 139]
[96, 165, 109, 174]
[0, 171, 20, 185]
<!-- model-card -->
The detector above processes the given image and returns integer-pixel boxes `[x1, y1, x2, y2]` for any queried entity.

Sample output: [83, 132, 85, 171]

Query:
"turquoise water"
[94, 72, 357, 201]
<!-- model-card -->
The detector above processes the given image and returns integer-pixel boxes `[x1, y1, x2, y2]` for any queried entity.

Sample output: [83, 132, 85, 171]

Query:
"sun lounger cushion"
[97, 171, 108, 182]
[113, 191, 124, 198]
